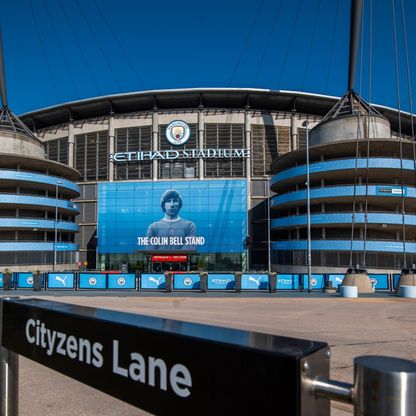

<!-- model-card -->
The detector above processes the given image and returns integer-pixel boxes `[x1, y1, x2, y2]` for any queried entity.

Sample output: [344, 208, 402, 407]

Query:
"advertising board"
[78, 273, 107, 289]
[47, 273, 75, 289]
[98, 180, 247, 254]
[140, 274, 165, 290]
[173, 273, 201, 290]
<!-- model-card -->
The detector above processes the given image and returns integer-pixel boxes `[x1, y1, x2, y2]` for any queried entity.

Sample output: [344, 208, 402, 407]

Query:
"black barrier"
[2, 298, 329, 415]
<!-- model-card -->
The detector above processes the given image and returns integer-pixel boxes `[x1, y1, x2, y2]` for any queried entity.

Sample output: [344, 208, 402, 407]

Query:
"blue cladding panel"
[207, 274, 235, 290]
[140, 274, 165, 290]
[173, 274, 201, 290]
[241, 274, 269, 290]
[98, 180, 247, 254]
[47, 273, 75, 289]
[107, 273, 136, 289]
[78, 273, 107, 289]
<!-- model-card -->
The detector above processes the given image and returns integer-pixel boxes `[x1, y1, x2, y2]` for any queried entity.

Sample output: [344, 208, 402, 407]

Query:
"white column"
[291, 111, 298, 151]
[68, 122, 75, 168]
[152, 111, 159, 181]
[108, 115, 115, 182]
[198, 109, 204, 180]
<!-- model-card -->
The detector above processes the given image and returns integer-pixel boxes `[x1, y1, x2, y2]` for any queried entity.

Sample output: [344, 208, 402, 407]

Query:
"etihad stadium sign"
[109, 148, 250, 163]
[110, 120, 250, 162]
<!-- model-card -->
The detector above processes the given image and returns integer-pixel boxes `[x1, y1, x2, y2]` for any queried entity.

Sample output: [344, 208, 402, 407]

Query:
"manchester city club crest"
[165, 120, 191, 146]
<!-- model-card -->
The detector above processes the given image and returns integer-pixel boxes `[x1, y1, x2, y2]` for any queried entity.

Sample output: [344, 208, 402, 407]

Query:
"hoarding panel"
[241, 274, 269, 290]
[78, 273, 107, 289]
[107, 273, 136, 289]
[173, 273, 200, 290]
[207, 274, 235, 290]
[47, 273, 75, 289]
[140, 274, 165, 290]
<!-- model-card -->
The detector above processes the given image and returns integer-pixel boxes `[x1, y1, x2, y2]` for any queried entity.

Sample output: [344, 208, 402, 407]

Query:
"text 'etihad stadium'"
[109, 148, 250, 162]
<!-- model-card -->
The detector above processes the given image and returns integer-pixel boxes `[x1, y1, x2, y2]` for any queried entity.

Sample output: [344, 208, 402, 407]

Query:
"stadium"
[12, 87, 415, 274]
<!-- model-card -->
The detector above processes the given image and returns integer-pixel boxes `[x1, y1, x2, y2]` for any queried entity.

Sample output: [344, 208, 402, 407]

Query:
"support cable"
[253, 0, 283, 85]
[349, 99, 362, 268]
[363, 0, 372, 269]
[392, 0, 407, 268]
[75, 0, 123, 91]
[28, 0, 60, 102]
[324, 0, 340, 93]
[228, 0, 265, 86]
[92, 0, 146, 90]
[400, 0, 416, 220]
[42, 0, 80, 99]
[277, 0, 303, 87]
[301, 0, 322, 89]
[58, 0, 101, 96]
[358, 0, 365, 96]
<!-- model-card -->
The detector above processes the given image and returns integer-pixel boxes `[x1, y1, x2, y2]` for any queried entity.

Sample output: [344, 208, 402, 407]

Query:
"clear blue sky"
[1, 0, 416, 115]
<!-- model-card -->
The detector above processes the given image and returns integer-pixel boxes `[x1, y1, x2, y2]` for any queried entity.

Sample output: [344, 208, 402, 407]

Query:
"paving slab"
[2, 291, 415, 415]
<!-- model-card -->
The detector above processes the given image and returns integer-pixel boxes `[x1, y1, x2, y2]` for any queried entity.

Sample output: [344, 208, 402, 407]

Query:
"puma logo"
[55, 275, 68, 287]
[149, 276, 163, 286]
[248, 276, 263, 287]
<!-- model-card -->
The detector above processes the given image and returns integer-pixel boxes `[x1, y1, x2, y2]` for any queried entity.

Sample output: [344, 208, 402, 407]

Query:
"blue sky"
[1, 0, 416, 115]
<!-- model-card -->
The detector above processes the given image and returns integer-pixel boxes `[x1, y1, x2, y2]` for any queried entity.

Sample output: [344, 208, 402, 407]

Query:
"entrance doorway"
[150, 254, 188, 273]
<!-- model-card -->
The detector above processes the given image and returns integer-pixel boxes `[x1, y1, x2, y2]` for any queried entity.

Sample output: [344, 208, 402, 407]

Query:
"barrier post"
[164, 271, 172, 293]
[33, 271, 42, 291]
[268, 272, 277, 293]
[0, 298, 18, 416]
[234, 272, 242, 293]
[199, 272, 207, 293]
[3, 271, 12, 291]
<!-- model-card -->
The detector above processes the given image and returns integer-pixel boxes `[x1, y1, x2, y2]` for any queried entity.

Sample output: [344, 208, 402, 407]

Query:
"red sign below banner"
[152, 255, 188, 263]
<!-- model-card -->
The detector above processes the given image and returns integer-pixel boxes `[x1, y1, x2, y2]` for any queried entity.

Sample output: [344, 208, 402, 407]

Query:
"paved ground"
[2, 290, 416, 415]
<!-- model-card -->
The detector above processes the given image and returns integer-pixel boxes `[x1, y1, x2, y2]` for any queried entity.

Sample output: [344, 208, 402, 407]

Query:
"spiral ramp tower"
[0, 31, 80, 272]
[270, 91, 416, 285]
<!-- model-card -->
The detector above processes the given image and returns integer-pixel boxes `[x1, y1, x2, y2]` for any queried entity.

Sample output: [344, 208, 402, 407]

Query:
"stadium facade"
[17, 88, 415, 273]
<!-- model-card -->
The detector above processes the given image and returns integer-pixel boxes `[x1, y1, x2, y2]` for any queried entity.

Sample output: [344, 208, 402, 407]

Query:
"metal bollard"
[354, 356, 416, 416]
[0, 298, 19, 416]
[307, 355, 416, 416]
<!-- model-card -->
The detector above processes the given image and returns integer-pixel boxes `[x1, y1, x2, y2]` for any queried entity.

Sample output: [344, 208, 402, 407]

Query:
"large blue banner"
[301, 274, 325, 290]
[98, 180, 247, 254]
[276, 274, 299, 290]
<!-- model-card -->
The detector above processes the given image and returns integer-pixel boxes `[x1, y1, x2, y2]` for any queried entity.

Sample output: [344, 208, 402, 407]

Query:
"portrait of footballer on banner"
[142, 189, 204, 251]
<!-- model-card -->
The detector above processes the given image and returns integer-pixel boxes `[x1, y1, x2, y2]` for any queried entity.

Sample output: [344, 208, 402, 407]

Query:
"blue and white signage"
[376, 186, 406, 196]
[368, 274, 389, 290]
[17, 272, 43, 289]
[393, 274, 400, 290]
[166, 120, 191, 146]
[276, 274, 299, 290]
[108, 273, 136, 289]
[301, 274, 324, 290]
[140, 274, 165, 290]
[241, 274, 269, 290]
[327, 274, 345, 289]
[78, 273, 106, 289]
[173, 273, 200, 290]
[207, 274, 235, 290]
[47, 273, 75, 289]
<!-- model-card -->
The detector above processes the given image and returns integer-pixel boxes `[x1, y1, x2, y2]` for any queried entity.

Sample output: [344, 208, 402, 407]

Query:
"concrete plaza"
[5, 291, 416, 415]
